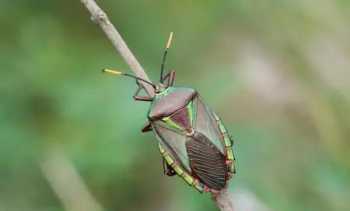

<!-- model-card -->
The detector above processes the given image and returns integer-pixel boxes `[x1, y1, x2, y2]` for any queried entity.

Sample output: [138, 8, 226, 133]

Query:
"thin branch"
[80, 0, 233, 210]
[213, 186, 234, 211]
[80, 0, 154, 97]
[41, 148, 104, 211]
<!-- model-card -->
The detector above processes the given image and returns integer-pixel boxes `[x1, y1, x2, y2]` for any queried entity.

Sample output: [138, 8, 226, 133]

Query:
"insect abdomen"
[186, 131, 227, 191]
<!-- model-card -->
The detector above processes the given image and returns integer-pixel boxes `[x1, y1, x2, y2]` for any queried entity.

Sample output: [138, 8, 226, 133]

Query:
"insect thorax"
[148, 87, 197, 122]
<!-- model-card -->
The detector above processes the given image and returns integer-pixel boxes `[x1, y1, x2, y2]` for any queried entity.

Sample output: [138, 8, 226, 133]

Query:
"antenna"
[160, 32, 174, 82]
[102, 68, 156, 89]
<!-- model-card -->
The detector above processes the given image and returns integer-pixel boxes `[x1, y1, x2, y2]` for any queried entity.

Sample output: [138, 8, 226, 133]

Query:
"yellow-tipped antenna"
[160, 32, 174, 82]
[166, 32, 174, 49]
[102, 68, 156, 88]
[102, 68, 122, 75]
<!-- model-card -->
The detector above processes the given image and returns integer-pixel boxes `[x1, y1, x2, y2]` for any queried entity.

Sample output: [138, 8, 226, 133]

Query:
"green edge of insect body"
[213, 113, 236, 175]
[158, 144, 205, 192]
[158, 110, 235, 192]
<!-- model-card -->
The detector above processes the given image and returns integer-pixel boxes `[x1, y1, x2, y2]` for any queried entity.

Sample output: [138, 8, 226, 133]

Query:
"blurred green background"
[1, 0, 350, 211]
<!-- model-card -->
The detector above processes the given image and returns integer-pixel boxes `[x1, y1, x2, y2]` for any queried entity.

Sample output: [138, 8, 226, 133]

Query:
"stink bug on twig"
[102, 33, 236, 193]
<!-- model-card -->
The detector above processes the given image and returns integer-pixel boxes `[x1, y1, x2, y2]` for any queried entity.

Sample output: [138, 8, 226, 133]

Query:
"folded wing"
[186, 132, 227, 190]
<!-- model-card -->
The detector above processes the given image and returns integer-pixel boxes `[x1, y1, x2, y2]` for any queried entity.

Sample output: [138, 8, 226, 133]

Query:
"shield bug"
[102, 33, 236, 193]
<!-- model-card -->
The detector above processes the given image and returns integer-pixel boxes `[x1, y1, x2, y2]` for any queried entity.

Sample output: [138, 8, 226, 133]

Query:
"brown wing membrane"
[186, 132, 227, 190]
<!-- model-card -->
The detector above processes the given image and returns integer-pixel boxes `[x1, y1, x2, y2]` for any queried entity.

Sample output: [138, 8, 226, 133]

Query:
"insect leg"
[162, 158, 176, 176]
[141, 122, 152, 132]
[162, 70, 176, 87]
[158, 144, 176, 176]
[133, 81, 153, 101]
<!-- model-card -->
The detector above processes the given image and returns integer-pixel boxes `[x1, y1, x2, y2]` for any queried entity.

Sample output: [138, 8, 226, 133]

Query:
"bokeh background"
[1, 0, 350, 211]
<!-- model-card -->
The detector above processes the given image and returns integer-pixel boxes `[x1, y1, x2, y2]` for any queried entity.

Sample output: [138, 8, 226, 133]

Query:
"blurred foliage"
[1, 0, 350, 211]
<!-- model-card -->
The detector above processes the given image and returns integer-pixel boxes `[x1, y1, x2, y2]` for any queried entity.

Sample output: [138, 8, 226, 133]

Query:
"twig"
[213, 186, 234, 211]
[41, 148, 104, 211]
[80, 0, 154, 97]
[80, 0, 234, 210]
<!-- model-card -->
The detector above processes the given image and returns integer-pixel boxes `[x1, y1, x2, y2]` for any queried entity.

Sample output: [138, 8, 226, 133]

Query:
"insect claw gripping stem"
[133, 82, 153, 102]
